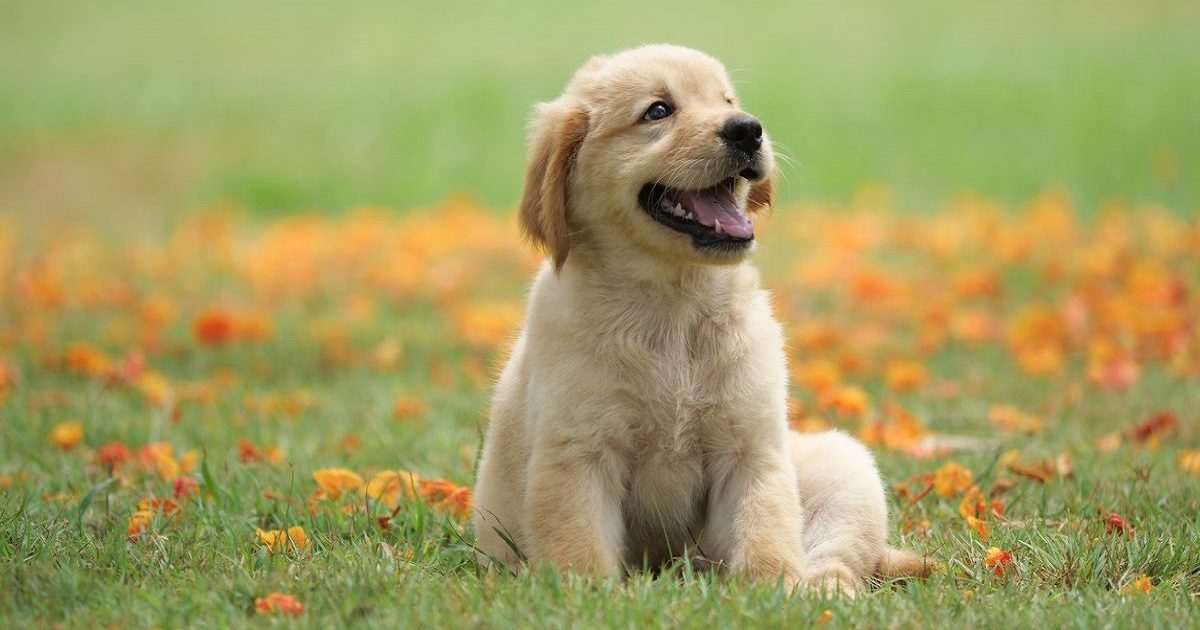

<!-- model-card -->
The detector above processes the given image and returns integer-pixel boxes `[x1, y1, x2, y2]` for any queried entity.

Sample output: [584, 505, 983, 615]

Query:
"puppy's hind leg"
[877, 546, 935, 580]
[788, 430, 890, 594]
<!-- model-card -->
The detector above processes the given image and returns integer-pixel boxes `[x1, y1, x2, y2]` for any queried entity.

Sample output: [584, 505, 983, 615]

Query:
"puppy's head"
[520, 45, 775, 272]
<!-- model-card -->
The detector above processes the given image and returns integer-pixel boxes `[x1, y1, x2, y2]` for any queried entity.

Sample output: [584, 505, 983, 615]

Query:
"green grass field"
[2, 1, 1200, 628]
[2, 0, 1198, 215]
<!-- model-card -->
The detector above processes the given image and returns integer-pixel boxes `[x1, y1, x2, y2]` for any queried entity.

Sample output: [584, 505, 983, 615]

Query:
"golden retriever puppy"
[473, 44, 927, 593]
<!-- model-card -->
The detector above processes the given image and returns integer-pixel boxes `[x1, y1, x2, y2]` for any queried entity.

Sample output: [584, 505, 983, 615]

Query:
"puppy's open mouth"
[638, 173, 756, 249]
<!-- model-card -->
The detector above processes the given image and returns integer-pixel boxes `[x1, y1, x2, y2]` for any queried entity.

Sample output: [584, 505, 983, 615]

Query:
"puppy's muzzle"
[720, 115, 763, 158]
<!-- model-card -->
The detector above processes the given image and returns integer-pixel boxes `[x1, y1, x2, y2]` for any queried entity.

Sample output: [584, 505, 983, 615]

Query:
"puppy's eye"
[641, 101, 674, 122]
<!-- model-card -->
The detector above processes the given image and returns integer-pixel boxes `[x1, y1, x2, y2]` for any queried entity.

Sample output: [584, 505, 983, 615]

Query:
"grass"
[2, 1, 1200, 628]
[1, 0, 1198, 215]
[3, 197, 1199, 628]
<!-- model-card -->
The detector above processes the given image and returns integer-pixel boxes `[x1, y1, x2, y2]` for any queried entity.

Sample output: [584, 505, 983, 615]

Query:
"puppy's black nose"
[720, 115, 763, 155]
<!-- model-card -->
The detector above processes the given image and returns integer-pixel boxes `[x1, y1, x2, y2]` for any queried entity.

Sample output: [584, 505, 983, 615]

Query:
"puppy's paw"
[741, 566, 806, 592]
[803, 563, 862, 598]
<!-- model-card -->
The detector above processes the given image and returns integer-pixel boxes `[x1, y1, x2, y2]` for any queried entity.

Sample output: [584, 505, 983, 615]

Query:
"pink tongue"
[677, 186, 754, 238]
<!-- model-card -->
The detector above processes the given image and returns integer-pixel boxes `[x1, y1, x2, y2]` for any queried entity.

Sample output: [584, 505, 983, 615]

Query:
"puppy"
[473, 44, 928, 593]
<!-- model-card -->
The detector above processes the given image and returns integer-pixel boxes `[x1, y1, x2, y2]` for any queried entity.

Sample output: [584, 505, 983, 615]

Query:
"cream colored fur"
[472, 44, 928, 593]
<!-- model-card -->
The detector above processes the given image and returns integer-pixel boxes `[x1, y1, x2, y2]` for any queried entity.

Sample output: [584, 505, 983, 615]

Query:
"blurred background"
[2, 0, 1197, 219]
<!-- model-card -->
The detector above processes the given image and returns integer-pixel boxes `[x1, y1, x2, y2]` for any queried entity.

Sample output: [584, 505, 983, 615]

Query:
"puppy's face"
[520, 45, 775, 270]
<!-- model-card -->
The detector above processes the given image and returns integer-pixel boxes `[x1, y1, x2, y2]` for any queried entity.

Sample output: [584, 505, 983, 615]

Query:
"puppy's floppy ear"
[747, 169, 776, 214]
[519, 99, 589, 273]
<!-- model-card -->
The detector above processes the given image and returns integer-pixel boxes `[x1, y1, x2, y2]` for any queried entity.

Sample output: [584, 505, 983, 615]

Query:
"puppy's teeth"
[714, 219, 723, 234]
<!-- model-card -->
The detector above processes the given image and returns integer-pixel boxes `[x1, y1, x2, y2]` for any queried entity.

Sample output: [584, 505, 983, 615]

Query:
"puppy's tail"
[875, 546, 935, 580]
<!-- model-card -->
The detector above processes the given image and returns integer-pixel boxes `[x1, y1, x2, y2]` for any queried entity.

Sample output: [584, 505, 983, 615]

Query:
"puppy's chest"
[606, 301, 741, 378]
[590, 298, 755, 544]
[598, 309, 747, 451]
[621, 389, 707, 539]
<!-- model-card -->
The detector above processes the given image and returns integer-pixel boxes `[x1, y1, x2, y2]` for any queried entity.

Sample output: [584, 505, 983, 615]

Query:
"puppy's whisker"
[767, 142, 802, 185]
[658, 156, 707, 190]
[771, 157, 799, 185]
[768, 141, 803, 169]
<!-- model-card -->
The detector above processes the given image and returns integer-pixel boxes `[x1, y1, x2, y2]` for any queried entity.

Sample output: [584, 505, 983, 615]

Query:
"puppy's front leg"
[702, 443, 805, 588]
[524, 433, 626, 575]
